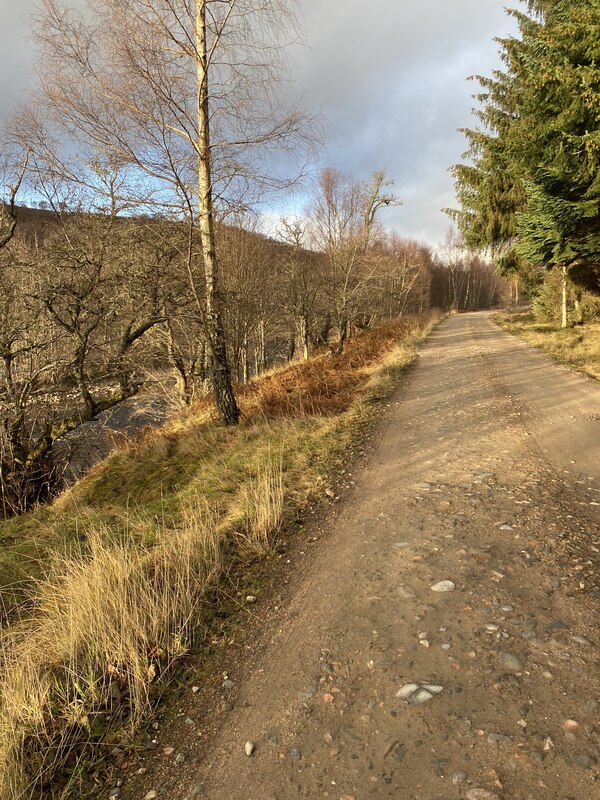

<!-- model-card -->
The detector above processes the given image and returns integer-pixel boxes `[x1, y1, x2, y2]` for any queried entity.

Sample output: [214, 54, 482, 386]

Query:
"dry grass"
[0, 312, 442, 798]
[234, 454, 284, 555]
[495, 309, 600, 381]
[0, 503, 223, 799]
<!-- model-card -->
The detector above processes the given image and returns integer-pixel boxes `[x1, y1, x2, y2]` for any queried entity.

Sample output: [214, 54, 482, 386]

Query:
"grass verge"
[0, 312, 442, 799]
[495, 308, 600, 382]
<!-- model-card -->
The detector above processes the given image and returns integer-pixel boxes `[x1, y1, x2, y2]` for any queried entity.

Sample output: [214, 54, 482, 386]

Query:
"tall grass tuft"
[0, 504, 222, 799]
[236, 454, 284, 554]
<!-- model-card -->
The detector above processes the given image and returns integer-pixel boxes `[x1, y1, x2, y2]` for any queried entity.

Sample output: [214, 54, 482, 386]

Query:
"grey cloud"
[0, 0, 519, 244]
[294, 0, 519, 242]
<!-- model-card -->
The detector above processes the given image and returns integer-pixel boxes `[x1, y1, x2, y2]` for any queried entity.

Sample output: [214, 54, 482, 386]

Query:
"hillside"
[0, 313, 442, 798]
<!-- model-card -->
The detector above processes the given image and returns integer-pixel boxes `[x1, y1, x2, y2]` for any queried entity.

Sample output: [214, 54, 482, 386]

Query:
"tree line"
[448, 0, 600, 326]
[0, 181, 503, 516]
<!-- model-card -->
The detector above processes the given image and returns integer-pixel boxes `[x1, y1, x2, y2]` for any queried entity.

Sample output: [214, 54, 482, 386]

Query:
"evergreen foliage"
[448, 0, 600, 300]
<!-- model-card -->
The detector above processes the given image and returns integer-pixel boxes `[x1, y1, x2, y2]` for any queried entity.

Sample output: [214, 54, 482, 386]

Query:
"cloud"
[293, 0, 519, 243]
[0, 0, 520, 245]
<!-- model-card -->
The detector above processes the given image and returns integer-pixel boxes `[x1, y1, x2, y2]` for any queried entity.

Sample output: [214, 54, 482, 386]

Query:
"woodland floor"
[118, 311, 600, 800]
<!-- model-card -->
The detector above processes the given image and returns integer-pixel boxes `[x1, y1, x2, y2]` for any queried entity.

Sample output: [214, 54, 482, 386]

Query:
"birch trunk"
[561, 264, 568, 329]
[196, 1, 240, 424]
[299, 315, 309, 361]
[257, 319, 266, 373]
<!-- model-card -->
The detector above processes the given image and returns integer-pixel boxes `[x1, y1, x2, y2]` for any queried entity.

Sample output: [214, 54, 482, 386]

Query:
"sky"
[0, 0, 519, 246]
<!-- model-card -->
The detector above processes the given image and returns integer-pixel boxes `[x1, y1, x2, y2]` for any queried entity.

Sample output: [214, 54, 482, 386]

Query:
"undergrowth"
[495, 309, 600, 381]
[0, 312, 441, 799]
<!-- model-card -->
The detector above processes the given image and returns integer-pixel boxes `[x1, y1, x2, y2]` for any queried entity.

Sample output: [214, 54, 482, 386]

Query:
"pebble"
[396, 683, 420, 699]
[570, 636, 592, 647]
[289, 746, 302, 760]
[323, 693, 335, 703]
[570, 753, 596, 769]
[411, 689, 433, 704]
[431, 580, 456, 592]
[441, 643, 451, 650]
[466, 791, 500, 800]
[108, 789, 120, 798]
[396, 683, 443, 705]
[563, 719, 579, 731]
[246, 595, 257, 603]
[223, 679, 235, 689]
[244, 741, 255, 757]
[452, 770, 468, 784]
[144, 792, 157, 800]
[488, 733, 512, 744]
[175, 753, 185, 764]
[545, 620, 567, 633]
[499, 524, 514, 531]
[498, 652, 523, 671]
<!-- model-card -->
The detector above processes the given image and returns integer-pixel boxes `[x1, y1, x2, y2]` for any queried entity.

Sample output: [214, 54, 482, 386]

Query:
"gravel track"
[120, 311, 600, 800]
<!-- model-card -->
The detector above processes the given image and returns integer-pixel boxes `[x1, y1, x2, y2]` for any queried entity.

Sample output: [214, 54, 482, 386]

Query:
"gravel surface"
[118, 311, 600, 800]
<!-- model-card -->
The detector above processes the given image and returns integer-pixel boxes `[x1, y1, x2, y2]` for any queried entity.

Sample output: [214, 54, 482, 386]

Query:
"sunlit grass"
[495, 309, 600, 381]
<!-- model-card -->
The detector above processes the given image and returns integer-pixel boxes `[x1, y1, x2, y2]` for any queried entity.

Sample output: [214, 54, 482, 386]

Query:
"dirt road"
[125, 312, 600, 800]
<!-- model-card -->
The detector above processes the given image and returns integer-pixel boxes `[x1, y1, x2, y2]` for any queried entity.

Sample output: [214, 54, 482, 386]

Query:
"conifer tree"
[449, 0, 600, 320]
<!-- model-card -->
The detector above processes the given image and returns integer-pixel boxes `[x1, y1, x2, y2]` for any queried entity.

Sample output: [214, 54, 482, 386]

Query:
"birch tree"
[308, 168, 401, 352]
[25, 0, 314, 424]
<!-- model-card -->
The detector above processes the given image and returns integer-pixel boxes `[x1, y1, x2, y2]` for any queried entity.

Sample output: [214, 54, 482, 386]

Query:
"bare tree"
[279, 217, 324, 360]
[308, 168, 401, 351]
[0, 151, 29, 252]
[22, 0, 316, 424]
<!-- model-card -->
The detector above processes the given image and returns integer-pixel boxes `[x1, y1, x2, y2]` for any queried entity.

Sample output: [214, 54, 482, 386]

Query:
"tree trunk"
[196, 1, 240, 425]
[286, 334, 296, 362]
[242, 331, 249, 383]
[561, 264, 568, 329]
[257, 319, 266, 373]
[574, 293, 583, 325]
[299, 315, 309, 361]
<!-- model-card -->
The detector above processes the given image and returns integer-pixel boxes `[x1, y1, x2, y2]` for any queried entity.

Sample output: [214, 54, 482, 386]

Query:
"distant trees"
[0, 152, 29, 252]
[0, 208, 170, 515]
[449, 0, 600, 326]
[431, 233, 506, 311]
